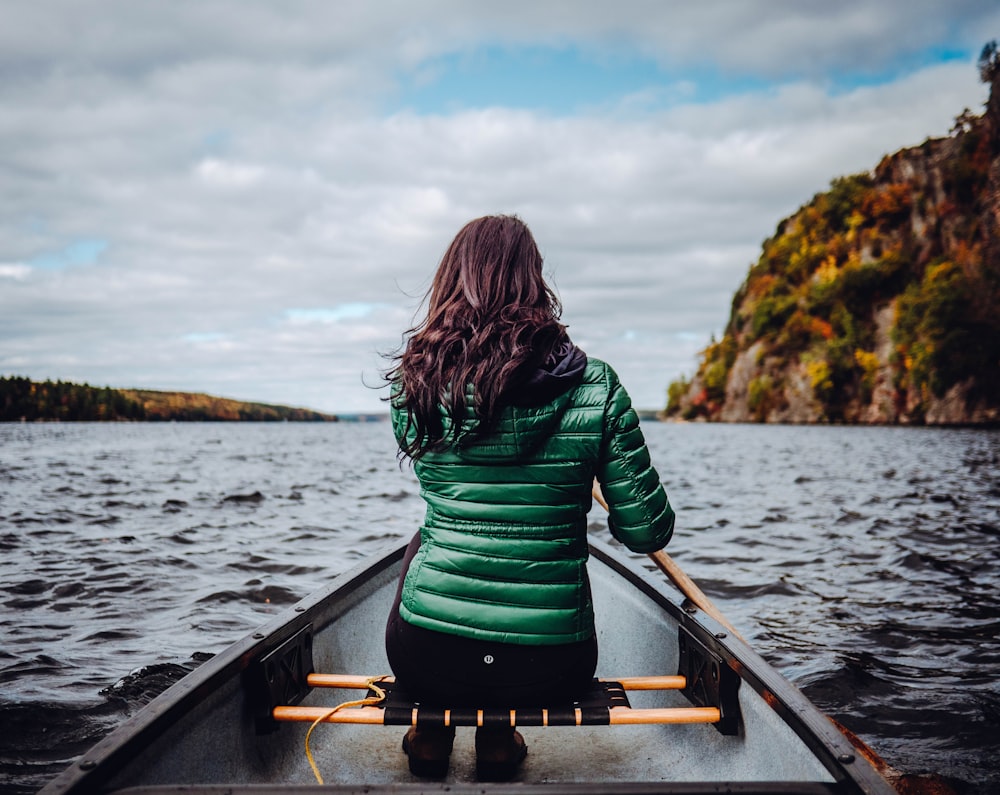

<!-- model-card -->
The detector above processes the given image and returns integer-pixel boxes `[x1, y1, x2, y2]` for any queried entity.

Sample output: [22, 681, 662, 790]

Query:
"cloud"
[0, 263, 32, 280]
[0, 1, 995, 411]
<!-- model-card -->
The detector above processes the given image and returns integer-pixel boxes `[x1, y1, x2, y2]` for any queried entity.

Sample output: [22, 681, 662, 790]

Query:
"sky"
[1, 1, 997, 414]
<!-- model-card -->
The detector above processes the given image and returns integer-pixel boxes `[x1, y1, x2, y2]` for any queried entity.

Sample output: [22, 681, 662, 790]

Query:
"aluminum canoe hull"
[40, 538, 893, 794]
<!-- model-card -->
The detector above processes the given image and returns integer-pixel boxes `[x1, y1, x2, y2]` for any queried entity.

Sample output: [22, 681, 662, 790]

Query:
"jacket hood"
[509, 340, 588, 407]
[451, 341, 588, 462]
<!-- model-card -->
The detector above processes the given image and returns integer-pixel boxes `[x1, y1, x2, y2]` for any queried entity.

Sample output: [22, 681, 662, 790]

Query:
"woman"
[384, 214, 674, 781]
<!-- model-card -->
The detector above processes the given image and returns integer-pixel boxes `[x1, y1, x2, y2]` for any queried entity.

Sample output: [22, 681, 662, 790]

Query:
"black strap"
[378, 678, 631, 727]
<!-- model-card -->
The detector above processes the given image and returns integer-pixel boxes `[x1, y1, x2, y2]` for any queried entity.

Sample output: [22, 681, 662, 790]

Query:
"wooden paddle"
[591, 480, 746, 642]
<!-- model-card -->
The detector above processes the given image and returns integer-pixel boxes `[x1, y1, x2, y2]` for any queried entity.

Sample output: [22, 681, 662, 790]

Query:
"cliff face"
[667, 57, 1000, 425]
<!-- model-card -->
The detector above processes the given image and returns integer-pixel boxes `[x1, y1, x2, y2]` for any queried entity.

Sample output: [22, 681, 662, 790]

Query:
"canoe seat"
[251, 624, 740, 736]
[271, 673, 722, 727]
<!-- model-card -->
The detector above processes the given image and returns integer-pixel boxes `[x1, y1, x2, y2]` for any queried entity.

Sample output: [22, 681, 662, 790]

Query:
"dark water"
[1, 422, 998, 793]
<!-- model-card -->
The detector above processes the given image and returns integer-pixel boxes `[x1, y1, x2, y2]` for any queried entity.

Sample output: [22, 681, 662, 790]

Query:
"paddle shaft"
[592, 481, 745, 642]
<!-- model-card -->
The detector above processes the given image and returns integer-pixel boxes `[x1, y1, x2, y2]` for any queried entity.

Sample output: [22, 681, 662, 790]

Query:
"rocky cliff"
[666, 47, 1000, 425]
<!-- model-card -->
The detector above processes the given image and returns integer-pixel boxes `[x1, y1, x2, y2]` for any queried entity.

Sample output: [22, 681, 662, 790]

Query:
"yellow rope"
[304, 675, 390, 784]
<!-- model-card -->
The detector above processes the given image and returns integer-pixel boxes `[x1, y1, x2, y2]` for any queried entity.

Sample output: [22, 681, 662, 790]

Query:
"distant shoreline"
[0, 376, 341, 422]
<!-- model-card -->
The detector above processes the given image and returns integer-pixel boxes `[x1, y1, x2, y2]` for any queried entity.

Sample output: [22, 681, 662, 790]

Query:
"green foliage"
[893, 260, 997, 399]
[775, 311, 830, 354]
[799, 304, 873, 418]
[807, 250, 909, 334]
[702, 361, 728, 402]
[849, 249, 908, 304]
[751, 293, 797, 338]
[699, 336, 738, 403]
[825, 173, 875, 231]
[747, 374, 777, 421]
[665, 376, 690, 416]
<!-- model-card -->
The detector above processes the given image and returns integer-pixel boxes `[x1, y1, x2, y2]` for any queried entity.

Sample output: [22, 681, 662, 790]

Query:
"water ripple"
[0, 422, 998, 792]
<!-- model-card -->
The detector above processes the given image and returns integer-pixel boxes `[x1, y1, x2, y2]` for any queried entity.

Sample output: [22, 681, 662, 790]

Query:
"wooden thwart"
[273, 704, 721, 727]
[272, 674, 720, 728]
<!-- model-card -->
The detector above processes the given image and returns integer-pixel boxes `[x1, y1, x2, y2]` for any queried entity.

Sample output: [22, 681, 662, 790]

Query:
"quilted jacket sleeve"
[596, 365, 675, 553]
[390, 400, 407, 447]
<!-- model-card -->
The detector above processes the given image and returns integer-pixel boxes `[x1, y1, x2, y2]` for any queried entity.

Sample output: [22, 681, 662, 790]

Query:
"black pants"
[385, 533, 598, 707]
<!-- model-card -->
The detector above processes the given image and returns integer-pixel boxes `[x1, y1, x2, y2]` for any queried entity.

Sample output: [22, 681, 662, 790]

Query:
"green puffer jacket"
[392, 356, 674, 646]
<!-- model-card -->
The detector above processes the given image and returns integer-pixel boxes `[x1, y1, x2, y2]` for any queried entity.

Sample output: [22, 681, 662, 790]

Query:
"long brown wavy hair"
[387, 215, 566, 459]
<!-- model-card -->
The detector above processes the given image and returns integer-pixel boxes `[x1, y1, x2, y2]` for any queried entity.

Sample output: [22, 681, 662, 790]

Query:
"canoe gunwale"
[39, 538, 894, 795]
[111, 783, 847, 794]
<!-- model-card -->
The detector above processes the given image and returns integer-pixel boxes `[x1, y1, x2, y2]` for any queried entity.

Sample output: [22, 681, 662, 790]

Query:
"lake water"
[1, 421, 998, 792]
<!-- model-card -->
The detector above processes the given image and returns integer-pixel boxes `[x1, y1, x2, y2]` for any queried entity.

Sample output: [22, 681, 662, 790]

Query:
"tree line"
[1, 377, 146, 421]
[0, 377, 337, 422]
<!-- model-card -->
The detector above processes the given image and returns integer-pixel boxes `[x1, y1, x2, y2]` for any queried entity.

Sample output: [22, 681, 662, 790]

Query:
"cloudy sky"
[2, 2, 996, 413]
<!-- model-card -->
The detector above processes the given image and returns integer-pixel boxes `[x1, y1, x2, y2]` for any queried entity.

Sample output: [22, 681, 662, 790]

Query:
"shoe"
[401, 726, 455, 778]
[475, 726, 527, 781]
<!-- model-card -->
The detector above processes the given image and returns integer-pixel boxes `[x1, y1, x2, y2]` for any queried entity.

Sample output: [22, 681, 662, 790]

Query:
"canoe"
[40, 537, 894, 794]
